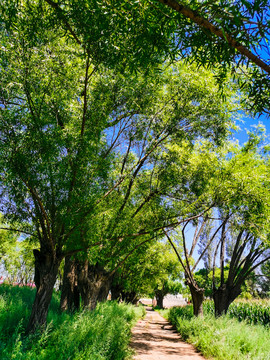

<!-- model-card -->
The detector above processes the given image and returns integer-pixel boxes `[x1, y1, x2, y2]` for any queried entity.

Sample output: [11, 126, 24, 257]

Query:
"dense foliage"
[157, 0, 270, 115]
[4, 0, 267, 114]
[0, 0, 270, 337]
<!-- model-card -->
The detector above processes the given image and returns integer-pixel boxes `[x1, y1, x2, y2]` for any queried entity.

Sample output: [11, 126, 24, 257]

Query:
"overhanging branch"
[157, 0, 270, 74]
[0, 227, 38, 238]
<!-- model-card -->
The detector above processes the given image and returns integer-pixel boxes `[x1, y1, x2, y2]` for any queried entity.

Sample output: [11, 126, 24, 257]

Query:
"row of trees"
[1, 129, 269, 323]
[0, 0, 270, 333]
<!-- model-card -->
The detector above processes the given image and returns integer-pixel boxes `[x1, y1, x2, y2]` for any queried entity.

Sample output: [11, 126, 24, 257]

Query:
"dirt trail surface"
[130, 308, 206, 360]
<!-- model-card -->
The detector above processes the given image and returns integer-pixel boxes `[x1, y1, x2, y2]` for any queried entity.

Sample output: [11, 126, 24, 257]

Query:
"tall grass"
[0, 285, 145, 360]
[227, 300, 270, 327]
[0, 284, 36, 342]
[166, 306, 270, 360]
[203, 300, 270, 327]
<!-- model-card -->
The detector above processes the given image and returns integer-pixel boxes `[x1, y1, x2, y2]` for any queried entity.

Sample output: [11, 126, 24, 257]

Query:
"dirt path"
[130, 308, 206, 360]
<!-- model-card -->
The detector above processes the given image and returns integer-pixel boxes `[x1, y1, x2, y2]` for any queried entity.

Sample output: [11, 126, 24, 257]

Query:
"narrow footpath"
[130, 308, 206, 360]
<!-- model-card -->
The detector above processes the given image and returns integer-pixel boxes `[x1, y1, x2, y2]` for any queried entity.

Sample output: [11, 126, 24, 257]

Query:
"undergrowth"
[204, 299, 270, 327]
[0, 285, 144, 360]
[166, 306, 270, 360]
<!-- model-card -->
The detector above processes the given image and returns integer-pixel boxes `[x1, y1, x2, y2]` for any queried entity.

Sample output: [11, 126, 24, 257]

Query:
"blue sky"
[232, 112, 269, 145]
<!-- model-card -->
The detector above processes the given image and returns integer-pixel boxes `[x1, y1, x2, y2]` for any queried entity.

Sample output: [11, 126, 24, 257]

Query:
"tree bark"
[60, 256, 80, 312]
[111, 282, 123, 301]
[26, 249, 60, 334]
[121, 290, 139, 305]
[97, 276, 111, 302]
[186, 278, 204, 317]
[155, 289, 164, 309]
[213, 284, 241, 316]
[77, 262, 111, 310]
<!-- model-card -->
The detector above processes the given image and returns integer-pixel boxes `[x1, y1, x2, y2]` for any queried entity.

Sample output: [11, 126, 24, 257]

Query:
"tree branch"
[20, 177, 54, 251]
[157, 0, 270, 74]
[192, 216, 227, 272]
[0, 227, 38, 238]
[44, 0, 82, 46]
[109, 236, 156, 277]
[61, 240, 102, 260]
[163, 229, 186, 273]
[81, 55, 90, 137]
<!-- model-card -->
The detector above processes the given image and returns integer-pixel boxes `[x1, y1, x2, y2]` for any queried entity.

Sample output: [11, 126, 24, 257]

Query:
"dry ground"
[130, 308, 206, 360]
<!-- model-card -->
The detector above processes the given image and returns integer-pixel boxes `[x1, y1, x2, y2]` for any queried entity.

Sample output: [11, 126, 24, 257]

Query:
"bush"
[168, 305, 194, 322]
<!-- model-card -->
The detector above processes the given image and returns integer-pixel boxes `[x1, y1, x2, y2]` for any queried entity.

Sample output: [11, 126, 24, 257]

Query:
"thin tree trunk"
[26, 249, 60, 334]
[60, 256, 80, 312]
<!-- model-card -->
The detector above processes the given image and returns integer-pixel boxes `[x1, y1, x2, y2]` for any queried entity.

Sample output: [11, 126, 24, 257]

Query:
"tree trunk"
[60, 256, 80, 312]
[110, 273, 124, 301]
[77, 262, 111, 310]
[111, 282, 123, 301]
[121, 290, 139, 304]
[97, 276, 111, 302]
[213, 284, 241, 316]
[155, 289, 164, 309]
[186, 278, 204, 317]
[26, 249, 60, 334]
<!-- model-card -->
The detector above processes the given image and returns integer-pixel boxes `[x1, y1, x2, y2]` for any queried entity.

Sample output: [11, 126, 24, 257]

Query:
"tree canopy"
[0, 0, 269, 332]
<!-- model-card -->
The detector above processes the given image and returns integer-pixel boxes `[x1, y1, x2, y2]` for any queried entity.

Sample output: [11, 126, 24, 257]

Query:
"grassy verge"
[204, 299, 270, 327]
[163, 306, 270, 360]
[0, 285, 145, 360]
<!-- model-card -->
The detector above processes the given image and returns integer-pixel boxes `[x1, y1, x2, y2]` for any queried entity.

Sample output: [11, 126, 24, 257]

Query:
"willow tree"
[0, 25, 235, 333]
[27, 0, 270, 115]
[111, 241, 183, 308]
[0, 0, 241, 332]
[209, 134, 270, 315]
[156, 0, 270, 115]
[162, 139, 224, 316]
[59, 62, 238, 312]
[0, 3, 168, 331]
[164, 131, 270, 316]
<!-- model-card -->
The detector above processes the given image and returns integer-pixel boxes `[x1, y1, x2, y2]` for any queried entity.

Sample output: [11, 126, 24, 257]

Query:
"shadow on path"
[130, 308, 206, 360]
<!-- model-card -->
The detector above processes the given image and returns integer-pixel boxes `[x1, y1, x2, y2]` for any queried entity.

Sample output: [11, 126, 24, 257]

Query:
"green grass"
[0, 285, 145, 360]
[165, 306, 270, 360]
[203, 299, 270, 327]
